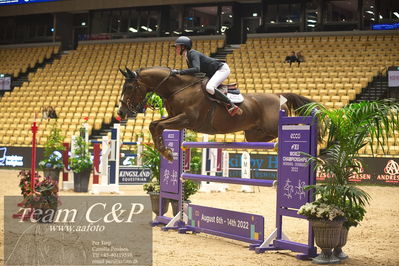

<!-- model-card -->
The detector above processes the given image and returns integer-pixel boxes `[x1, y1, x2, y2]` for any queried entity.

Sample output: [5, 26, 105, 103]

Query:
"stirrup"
[228, 105, 242, 116]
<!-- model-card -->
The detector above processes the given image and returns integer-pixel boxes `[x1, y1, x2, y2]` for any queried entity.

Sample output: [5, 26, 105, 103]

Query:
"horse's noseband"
[119, 78, 147, 115]
[120, 69, 172, 115]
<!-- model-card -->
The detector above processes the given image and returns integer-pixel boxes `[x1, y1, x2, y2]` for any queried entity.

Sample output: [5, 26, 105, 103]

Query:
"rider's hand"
[171, 69, 181, 76]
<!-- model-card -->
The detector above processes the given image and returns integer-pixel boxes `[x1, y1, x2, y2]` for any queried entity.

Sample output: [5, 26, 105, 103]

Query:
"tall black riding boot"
[213, 89, 242, 116]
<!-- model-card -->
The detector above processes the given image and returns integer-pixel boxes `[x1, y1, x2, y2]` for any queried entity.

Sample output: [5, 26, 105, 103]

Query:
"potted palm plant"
[39, 123, 65, 183]
[298, 99, 399, 264]
[142, 143, 169, 215]
[69, 135, 92, 192]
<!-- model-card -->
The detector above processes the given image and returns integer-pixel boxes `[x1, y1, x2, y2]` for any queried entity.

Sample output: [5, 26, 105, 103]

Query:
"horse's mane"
[138, 66, 203, 83]
[137, 66, 171, 73]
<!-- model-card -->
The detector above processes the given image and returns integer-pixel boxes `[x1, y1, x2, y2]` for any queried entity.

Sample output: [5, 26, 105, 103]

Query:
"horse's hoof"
[163, 149, 174, 161]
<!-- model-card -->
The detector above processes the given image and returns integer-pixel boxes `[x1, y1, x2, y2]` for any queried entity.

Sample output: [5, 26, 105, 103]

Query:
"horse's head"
[118, 67, 148, 118]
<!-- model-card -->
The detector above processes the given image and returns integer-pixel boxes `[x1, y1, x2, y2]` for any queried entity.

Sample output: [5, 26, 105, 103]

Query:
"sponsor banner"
[228, 153, 278, 180]
[0, 76, 11, 91]
[388, 69, 399, 87]
[278, 124, 312, 210]
[118, 167, 151, 185]
[188, 204, 264, 242]
[317, 157, 399, 186]
[160, 130, 182, 194]
[0, 146, 44, 168]
[228, 152, 399, 186]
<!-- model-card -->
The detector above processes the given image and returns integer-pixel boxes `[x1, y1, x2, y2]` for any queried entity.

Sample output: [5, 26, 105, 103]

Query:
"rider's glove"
[171, 69, 181, 76]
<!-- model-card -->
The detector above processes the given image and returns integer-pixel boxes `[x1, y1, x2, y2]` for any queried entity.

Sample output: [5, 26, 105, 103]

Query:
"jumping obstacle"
[199, 139, 227, 193]
[201, 144, 278, 193]
[90, 124, 122, 194]
[153, 110, 317, 259]
[61, 124, 144, 193]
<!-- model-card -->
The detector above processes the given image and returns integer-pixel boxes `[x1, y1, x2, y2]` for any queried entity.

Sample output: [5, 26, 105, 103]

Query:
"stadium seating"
[0, 45, 59, 78]
[0, 39, 223, 147]
[0, 34, 398, 155]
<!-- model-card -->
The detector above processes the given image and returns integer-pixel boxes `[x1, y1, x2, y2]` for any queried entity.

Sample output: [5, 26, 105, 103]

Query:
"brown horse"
[118, 67, 314, 161]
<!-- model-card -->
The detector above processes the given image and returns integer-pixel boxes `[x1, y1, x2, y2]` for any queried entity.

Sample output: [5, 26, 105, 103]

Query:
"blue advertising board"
[0, 0, 61, 6]
[228, 153, 278, 179]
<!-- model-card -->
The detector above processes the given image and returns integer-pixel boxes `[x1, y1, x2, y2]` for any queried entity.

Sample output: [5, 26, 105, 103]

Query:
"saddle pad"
[227, 93, 244, 104]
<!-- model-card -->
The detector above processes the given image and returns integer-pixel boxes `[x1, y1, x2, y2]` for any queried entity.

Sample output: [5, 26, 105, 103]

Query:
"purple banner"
[278, 125, 311, 210]
[160, 130, 183, 194]
[187, 204, 264, 242]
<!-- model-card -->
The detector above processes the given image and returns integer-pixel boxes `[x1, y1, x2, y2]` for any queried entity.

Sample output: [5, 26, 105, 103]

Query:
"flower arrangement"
[69, 135, 92, 173]
[18, 170, 59, 210]
[39, 153, 64, 170]
[39, 123, 65, 170]
[143, 177, 160, 193]
[18, 170, 34, 198]
[299, 100, 399, 229]
[69, 120, 92, 174]
[297, 100, 399, 263]
[298, 200, 345, 221]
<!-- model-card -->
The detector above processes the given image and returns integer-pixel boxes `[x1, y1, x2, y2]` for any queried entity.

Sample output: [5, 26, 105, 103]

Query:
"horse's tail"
[280, 93, 314, 116]
[280, 93, 323, 143]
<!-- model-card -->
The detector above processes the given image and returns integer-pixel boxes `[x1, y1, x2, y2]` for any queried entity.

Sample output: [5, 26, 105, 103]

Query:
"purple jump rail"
[182, 173, 275, 187]
[182, 141, 276, 150]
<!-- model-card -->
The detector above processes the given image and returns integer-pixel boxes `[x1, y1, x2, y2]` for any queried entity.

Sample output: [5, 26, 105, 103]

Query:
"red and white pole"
[31, 117, 38, 191]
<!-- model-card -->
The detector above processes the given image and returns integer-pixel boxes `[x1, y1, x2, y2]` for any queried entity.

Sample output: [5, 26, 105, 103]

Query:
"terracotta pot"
[310, 219, 344, 264]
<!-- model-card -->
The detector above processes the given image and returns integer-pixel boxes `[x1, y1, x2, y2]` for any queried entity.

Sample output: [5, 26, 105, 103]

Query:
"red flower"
[84, 117, 89, 121]
[115, 116, 121, 121]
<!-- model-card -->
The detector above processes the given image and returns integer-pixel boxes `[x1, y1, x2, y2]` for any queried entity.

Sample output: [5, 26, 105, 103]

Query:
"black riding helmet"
[172, 36, 192, 50]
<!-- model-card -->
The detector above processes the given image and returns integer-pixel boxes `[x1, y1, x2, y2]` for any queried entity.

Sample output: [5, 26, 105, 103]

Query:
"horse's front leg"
[149, 114, 190, 161]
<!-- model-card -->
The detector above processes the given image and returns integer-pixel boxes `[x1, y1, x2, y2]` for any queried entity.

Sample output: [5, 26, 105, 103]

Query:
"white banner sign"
[388, 70, 399, 87]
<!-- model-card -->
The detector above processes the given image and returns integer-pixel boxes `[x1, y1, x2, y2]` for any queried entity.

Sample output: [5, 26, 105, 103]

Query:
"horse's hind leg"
[244, 128, 276, 142]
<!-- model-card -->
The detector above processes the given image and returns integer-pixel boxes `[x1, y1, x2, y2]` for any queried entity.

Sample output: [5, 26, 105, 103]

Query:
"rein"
[165, 78, 203, 100]
[120, 68, 203, 114]
[119, 71, 170, 115]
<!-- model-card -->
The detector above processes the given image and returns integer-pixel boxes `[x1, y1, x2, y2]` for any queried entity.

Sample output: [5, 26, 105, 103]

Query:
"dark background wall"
[0, 0, 239, 17]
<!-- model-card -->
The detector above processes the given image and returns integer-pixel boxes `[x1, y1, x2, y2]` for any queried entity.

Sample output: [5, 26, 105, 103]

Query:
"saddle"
[201, 78, 244, 104]
[218, 83, 241, 95]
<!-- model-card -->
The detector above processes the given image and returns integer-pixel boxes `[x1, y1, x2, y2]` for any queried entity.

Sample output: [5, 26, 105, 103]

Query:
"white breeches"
[206, 63, 230, 95]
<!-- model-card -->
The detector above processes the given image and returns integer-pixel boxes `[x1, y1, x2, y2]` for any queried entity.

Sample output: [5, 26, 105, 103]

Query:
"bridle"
[119, 69, 171, 115]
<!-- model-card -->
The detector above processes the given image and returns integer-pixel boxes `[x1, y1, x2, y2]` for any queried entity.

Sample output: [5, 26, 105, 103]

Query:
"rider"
[171, 36, 242, 116]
